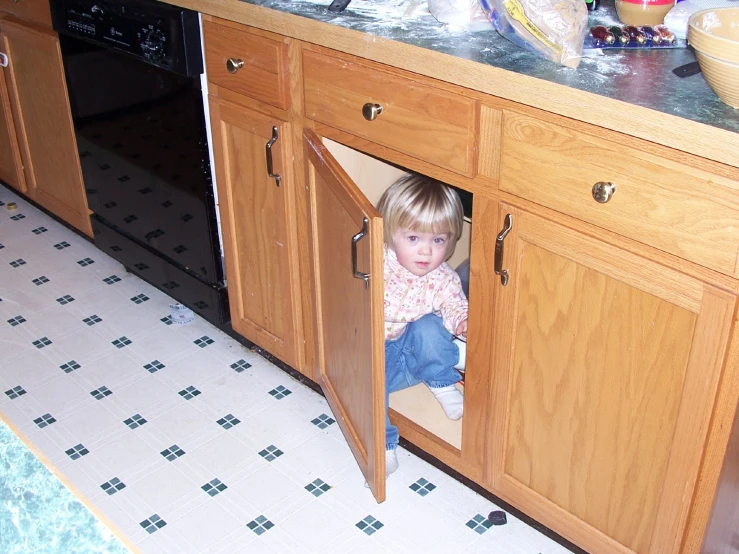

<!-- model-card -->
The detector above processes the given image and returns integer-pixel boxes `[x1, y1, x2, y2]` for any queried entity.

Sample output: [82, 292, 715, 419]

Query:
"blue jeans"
[385, 314, 461, 450]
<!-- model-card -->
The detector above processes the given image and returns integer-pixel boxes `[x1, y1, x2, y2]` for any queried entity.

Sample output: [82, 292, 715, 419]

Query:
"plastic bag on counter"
[428, 0, 490, 29]
[480, 0, 589, 68]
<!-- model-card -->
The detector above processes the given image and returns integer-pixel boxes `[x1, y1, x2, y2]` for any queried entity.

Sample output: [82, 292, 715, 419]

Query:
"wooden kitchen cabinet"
[299, 60, 739, 554]
[482, 199, 736, 554]
[0, 0, 51, 28]
[208, 96, 303, 370]
[203, 17, 307, 372]
[0, 16, 91, 235]
[198, 14, 739, 553]
[0, 61, 24, 192]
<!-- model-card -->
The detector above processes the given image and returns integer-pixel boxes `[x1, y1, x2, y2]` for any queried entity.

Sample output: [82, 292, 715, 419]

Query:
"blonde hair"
[376, 173, 464, 259]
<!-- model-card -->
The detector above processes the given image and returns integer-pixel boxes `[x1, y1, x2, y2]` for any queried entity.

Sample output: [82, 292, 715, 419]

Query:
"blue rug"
[0, 420, 130, 554]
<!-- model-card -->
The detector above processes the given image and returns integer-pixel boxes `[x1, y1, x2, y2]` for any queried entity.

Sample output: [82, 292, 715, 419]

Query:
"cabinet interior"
[323, 138, 472, 450]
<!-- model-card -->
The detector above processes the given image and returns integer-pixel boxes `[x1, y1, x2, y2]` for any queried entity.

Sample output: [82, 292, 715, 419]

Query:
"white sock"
[432, 385, 464, 420]
[386, 448, 399, 475]
[453, 338, 466, 370]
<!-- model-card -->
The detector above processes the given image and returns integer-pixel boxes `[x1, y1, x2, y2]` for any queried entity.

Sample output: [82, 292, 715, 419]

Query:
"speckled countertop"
[238, 0, 739, 135]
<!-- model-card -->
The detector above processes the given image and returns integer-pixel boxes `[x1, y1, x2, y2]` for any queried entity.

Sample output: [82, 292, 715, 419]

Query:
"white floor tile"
[64, 286, 132, 321]
[111, 372, 182, 419]
[228, 464, 304, 515]
[28, 373, 95, 418]
[278, 500, 354, 552]
[86, 431, 162, 481]
[167, 500, 243, 552]
[68, 349, 149, 392]
[1, 348, 63, 389]
[19, 303, 91, 341]
[126, 463, 200, 513]
[92, 302, 163, 342]
[54, 400, 125, 447]
[186, 431, 259, 483]
[41, 327, 113, 366]
[0, 325, 37, 366]
[231, 401, 321, 453]
[124, 325, 201, 368]
[151, 348, 232, 393]
[0, 281, 57, 317]
[381, 500, 480, 553]
[196, 372, 274, 421]
[147, 401, 220, 451]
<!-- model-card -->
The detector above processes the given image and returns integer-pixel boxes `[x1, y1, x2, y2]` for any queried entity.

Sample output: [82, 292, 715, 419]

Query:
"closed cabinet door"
[1, 21, 91, 235]
[208, 97, 301, 368]
[484, 201, 736, 554]
[303, 129, 386, 502]
[0, 60, 24, 192]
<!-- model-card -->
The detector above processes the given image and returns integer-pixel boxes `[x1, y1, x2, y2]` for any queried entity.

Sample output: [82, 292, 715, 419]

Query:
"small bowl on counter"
[689, 7, 739, 108]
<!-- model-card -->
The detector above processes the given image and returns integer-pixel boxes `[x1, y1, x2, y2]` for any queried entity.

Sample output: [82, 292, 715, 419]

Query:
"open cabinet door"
[303, 129, 386, 502]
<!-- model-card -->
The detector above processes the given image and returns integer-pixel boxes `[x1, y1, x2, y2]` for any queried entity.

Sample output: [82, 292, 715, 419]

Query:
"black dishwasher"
[50, 0, 229, 325]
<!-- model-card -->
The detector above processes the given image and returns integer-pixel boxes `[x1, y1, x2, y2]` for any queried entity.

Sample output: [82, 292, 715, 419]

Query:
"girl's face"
[391, 227, 449, 277]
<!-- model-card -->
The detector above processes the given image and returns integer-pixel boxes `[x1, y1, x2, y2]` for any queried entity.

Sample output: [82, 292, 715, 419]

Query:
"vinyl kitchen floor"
[0, 186, 573, 554]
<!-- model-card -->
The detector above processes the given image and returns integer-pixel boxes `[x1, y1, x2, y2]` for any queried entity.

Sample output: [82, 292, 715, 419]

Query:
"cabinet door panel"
[304, 129, 386, 502]
[485, 201, 735, 554]
[0, 64, 24, 192]
[209, 98, 299, 366]
[1, 22, 91, 235]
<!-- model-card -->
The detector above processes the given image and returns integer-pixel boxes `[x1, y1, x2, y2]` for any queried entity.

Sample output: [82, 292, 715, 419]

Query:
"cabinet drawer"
[203, 21, 289, 110]
[0, 0, 51, 27]
[303, 50, 477, 177]
[500, 110, 739, 275]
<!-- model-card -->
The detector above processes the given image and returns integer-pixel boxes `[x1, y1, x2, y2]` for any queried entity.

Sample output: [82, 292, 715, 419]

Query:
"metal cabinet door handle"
[265, 126, 281, 187]
[592, 181, 616, 203]
[362, 103, 383, 121]
[351, 217, 370, 289]
[495, 214, 513, 286]
[0, 53, 8, 68]
[226, 58, 244, 73]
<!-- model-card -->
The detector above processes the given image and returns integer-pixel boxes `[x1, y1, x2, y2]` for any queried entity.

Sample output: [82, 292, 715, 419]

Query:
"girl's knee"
[408, 314, 449, 340]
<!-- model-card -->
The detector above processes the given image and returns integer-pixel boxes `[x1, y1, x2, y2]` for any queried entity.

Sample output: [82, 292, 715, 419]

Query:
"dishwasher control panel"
[50, 0, 203, 76]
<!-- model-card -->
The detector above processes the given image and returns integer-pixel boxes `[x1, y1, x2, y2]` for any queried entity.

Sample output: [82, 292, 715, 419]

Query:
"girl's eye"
[407, 236, 418, 243]
[434, 237, 446, 244]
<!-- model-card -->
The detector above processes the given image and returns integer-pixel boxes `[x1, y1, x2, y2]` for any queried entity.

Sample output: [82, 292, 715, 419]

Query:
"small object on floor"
[169, 303, 195, 325]
[488, 510, 508, 525]
[7, 202, 17, 211]
[386, 448, 399, 475]
[432, 384, 464, 420]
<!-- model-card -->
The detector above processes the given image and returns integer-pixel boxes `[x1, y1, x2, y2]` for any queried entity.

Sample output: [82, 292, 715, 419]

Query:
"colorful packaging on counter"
[585, 23, 685, 47]
[481, 0, 590, 68]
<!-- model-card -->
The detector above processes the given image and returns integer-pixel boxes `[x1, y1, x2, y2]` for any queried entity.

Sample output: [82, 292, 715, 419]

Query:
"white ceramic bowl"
[689, 7, 739, 63]
[694, 49, 739, 108]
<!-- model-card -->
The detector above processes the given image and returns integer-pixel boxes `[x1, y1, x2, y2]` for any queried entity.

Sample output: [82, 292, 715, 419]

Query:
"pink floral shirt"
[384, 246, 468, 341]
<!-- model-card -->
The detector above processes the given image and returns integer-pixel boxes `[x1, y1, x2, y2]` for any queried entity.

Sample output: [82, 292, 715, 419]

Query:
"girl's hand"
[456, 319, 467, 337]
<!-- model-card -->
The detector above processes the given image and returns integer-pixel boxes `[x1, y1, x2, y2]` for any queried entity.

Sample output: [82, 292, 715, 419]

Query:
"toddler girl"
[377, 173, 468, 475]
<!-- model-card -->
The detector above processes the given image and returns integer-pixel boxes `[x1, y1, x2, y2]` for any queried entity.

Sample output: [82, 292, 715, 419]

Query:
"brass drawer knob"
[226, 58, 244, 74]
[592, 181, 616, 203]
[362, 103, 383, 121]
